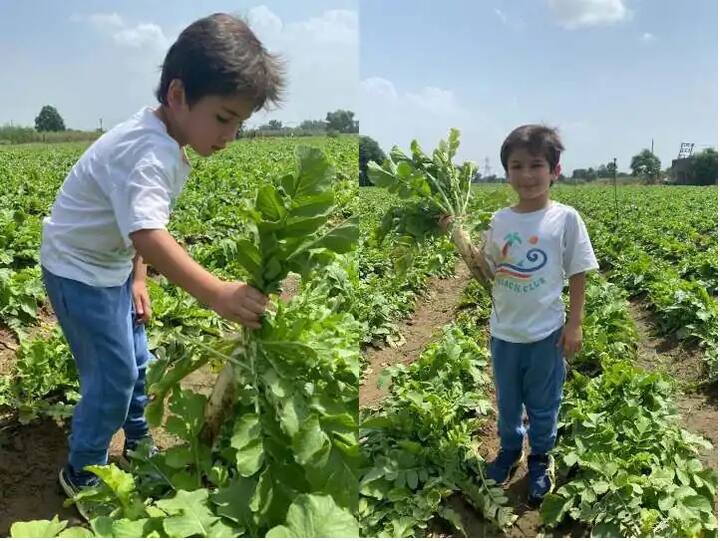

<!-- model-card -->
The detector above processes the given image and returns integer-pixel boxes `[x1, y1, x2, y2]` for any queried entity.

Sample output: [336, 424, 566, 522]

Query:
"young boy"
[451, 125, 598, 505]
[39, 13, 284, 517]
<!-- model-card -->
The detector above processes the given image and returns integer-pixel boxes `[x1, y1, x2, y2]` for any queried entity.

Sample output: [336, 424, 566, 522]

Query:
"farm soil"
[360, 263, 472, 407]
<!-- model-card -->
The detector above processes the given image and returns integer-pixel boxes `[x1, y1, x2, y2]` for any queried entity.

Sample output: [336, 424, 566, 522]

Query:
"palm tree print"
[501, 232, 522, 257]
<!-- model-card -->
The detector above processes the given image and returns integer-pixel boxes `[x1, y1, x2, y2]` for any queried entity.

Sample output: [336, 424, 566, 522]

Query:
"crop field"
[0, 136, 361, 537]
[357, 136, 717, 537]
[0, 133, 716, 538]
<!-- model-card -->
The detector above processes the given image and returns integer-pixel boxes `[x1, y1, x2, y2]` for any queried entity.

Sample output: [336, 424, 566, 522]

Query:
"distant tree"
[35, 105, 66, 132]
[298, 119, 327, 131]
[359, 135, 386, 186]
[630, 149, 661, 184]
[586, 167, 597, 181]
[268, 120, 283, 130]
[596, 164, 609, 178]
[326, 110, 359, 133]
[687, 148, 718, 185]
[572, 168, 587, 180]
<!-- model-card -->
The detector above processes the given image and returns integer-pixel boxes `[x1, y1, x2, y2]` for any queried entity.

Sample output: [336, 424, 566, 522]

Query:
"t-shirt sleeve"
[108, 153, 175, 249]
[562, 209, 599, 277]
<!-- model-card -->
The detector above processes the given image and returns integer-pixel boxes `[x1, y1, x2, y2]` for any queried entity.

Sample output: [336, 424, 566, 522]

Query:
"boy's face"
[505, 148, 561, 201]
[167, 81, 255, 156]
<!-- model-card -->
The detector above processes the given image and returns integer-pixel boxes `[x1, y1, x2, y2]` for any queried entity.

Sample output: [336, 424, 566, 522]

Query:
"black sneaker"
[527, 454, 556, 506]
[58, 465, 101, 521]
[485, 448, 524, 486]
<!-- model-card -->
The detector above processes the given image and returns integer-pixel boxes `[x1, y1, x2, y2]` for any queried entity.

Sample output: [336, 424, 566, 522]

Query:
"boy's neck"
[154, 106, 186, 148]
[513, 193, 551, 213]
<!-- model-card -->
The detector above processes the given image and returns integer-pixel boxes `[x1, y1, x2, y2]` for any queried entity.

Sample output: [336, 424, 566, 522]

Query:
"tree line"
[359, 135, 717, 187]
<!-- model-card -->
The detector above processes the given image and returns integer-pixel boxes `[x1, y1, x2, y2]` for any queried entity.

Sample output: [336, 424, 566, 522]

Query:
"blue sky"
[0, 1, 357, 131]
[360, 0, 718, 174]
[1, 0, 716, 175]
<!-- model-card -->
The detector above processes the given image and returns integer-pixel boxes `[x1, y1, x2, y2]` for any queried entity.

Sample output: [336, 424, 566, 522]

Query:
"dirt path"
[360, 263, 472, 408]
[628, 298, 718, 471]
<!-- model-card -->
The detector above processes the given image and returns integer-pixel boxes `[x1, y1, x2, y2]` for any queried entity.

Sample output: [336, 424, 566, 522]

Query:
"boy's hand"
[211, 282, 268, 330]
[132, 280, 152, 325]
[557, 323, 582, 359]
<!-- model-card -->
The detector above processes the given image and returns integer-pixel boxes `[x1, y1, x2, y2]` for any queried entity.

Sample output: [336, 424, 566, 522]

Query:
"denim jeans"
[41, 267, 152, 474]
[490, 326, 567, 455]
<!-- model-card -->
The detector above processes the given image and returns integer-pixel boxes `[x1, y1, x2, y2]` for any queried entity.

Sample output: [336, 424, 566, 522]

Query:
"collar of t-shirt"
[142, 106, 192, 170]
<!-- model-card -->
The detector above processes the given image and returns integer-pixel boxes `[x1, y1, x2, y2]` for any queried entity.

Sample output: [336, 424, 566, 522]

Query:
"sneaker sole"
[58, 469, 93, 522]
[116, 453, 131, 471]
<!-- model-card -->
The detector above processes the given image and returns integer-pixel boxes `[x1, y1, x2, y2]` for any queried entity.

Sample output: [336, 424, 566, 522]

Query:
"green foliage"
[0, 327, 79, 423]
[34, 105, 66, 132]
[325, 110, 359, 134]
[0, 266, 44, 336]
[542, 360, 717, 537]
[686, 148, 718, 186]
[630, 149, 661, 183]
[368, 129, 491, 273]
[236, 146, 358, 294]
[551, 184, 718, 385]
[355, 187, 457, 345]
[3, 138, 360, 537]
[359, 135, 386, 187]
[360, 323, 516, 537]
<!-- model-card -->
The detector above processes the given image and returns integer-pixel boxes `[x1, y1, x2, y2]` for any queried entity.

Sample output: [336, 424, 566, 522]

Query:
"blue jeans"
[42, 267, 152, 473]
[490, 326, 566, 455]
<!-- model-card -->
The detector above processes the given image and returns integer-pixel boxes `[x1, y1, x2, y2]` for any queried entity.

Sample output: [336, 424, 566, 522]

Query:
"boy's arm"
[130, 229, 267, 329]
[132, 254, 147, 283]
[558, 272, 586, 358]
[131, 254, 151, 324]
[450, 226, 494, 292]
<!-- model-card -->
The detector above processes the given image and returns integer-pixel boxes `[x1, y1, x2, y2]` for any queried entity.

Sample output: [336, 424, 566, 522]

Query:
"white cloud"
[361, 77, 398, 101]
[641, 32, 656, 42]
[70, 12, 124, 29]
[242, 7, 358, 124]
[291, 9, 357, 45]
[406, 87, 461, 116]
[247, 5, 283, 36]
[494, 8, 509, 25]
[360, 77, 483, 164]
[548, 0, 632, 29]
[361, 78, 461, 117]
[71, 12, 169, 52]
[113, 23, 169, 50]
[51, 7, 357, 129]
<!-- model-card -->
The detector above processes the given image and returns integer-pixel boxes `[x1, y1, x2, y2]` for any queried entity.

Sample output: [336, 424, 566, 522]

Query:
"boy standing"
[40, 13, 284, 518]
[451, 125, 598, 505]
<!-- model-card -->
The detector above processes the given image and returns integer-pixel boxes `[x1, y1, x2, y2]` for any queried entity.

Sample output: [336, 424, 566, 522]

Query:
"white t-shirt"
[483, 202, 598, 343]
[40, 107, 192, 287]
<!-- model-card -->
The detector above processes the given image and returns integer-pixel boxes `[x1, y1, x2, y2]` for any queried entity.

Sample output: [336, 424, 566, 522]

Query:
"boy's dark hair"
[156, 13, 285, 111]
[500, 124, 565, 172]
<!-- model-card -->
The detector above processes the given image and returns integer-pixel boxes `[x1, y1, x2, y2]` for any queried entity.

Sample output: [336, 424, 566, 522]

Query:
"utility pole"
[651, 138, 654, 154]
[99, 118, 103, 132]
[612, 157, 619, 228]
